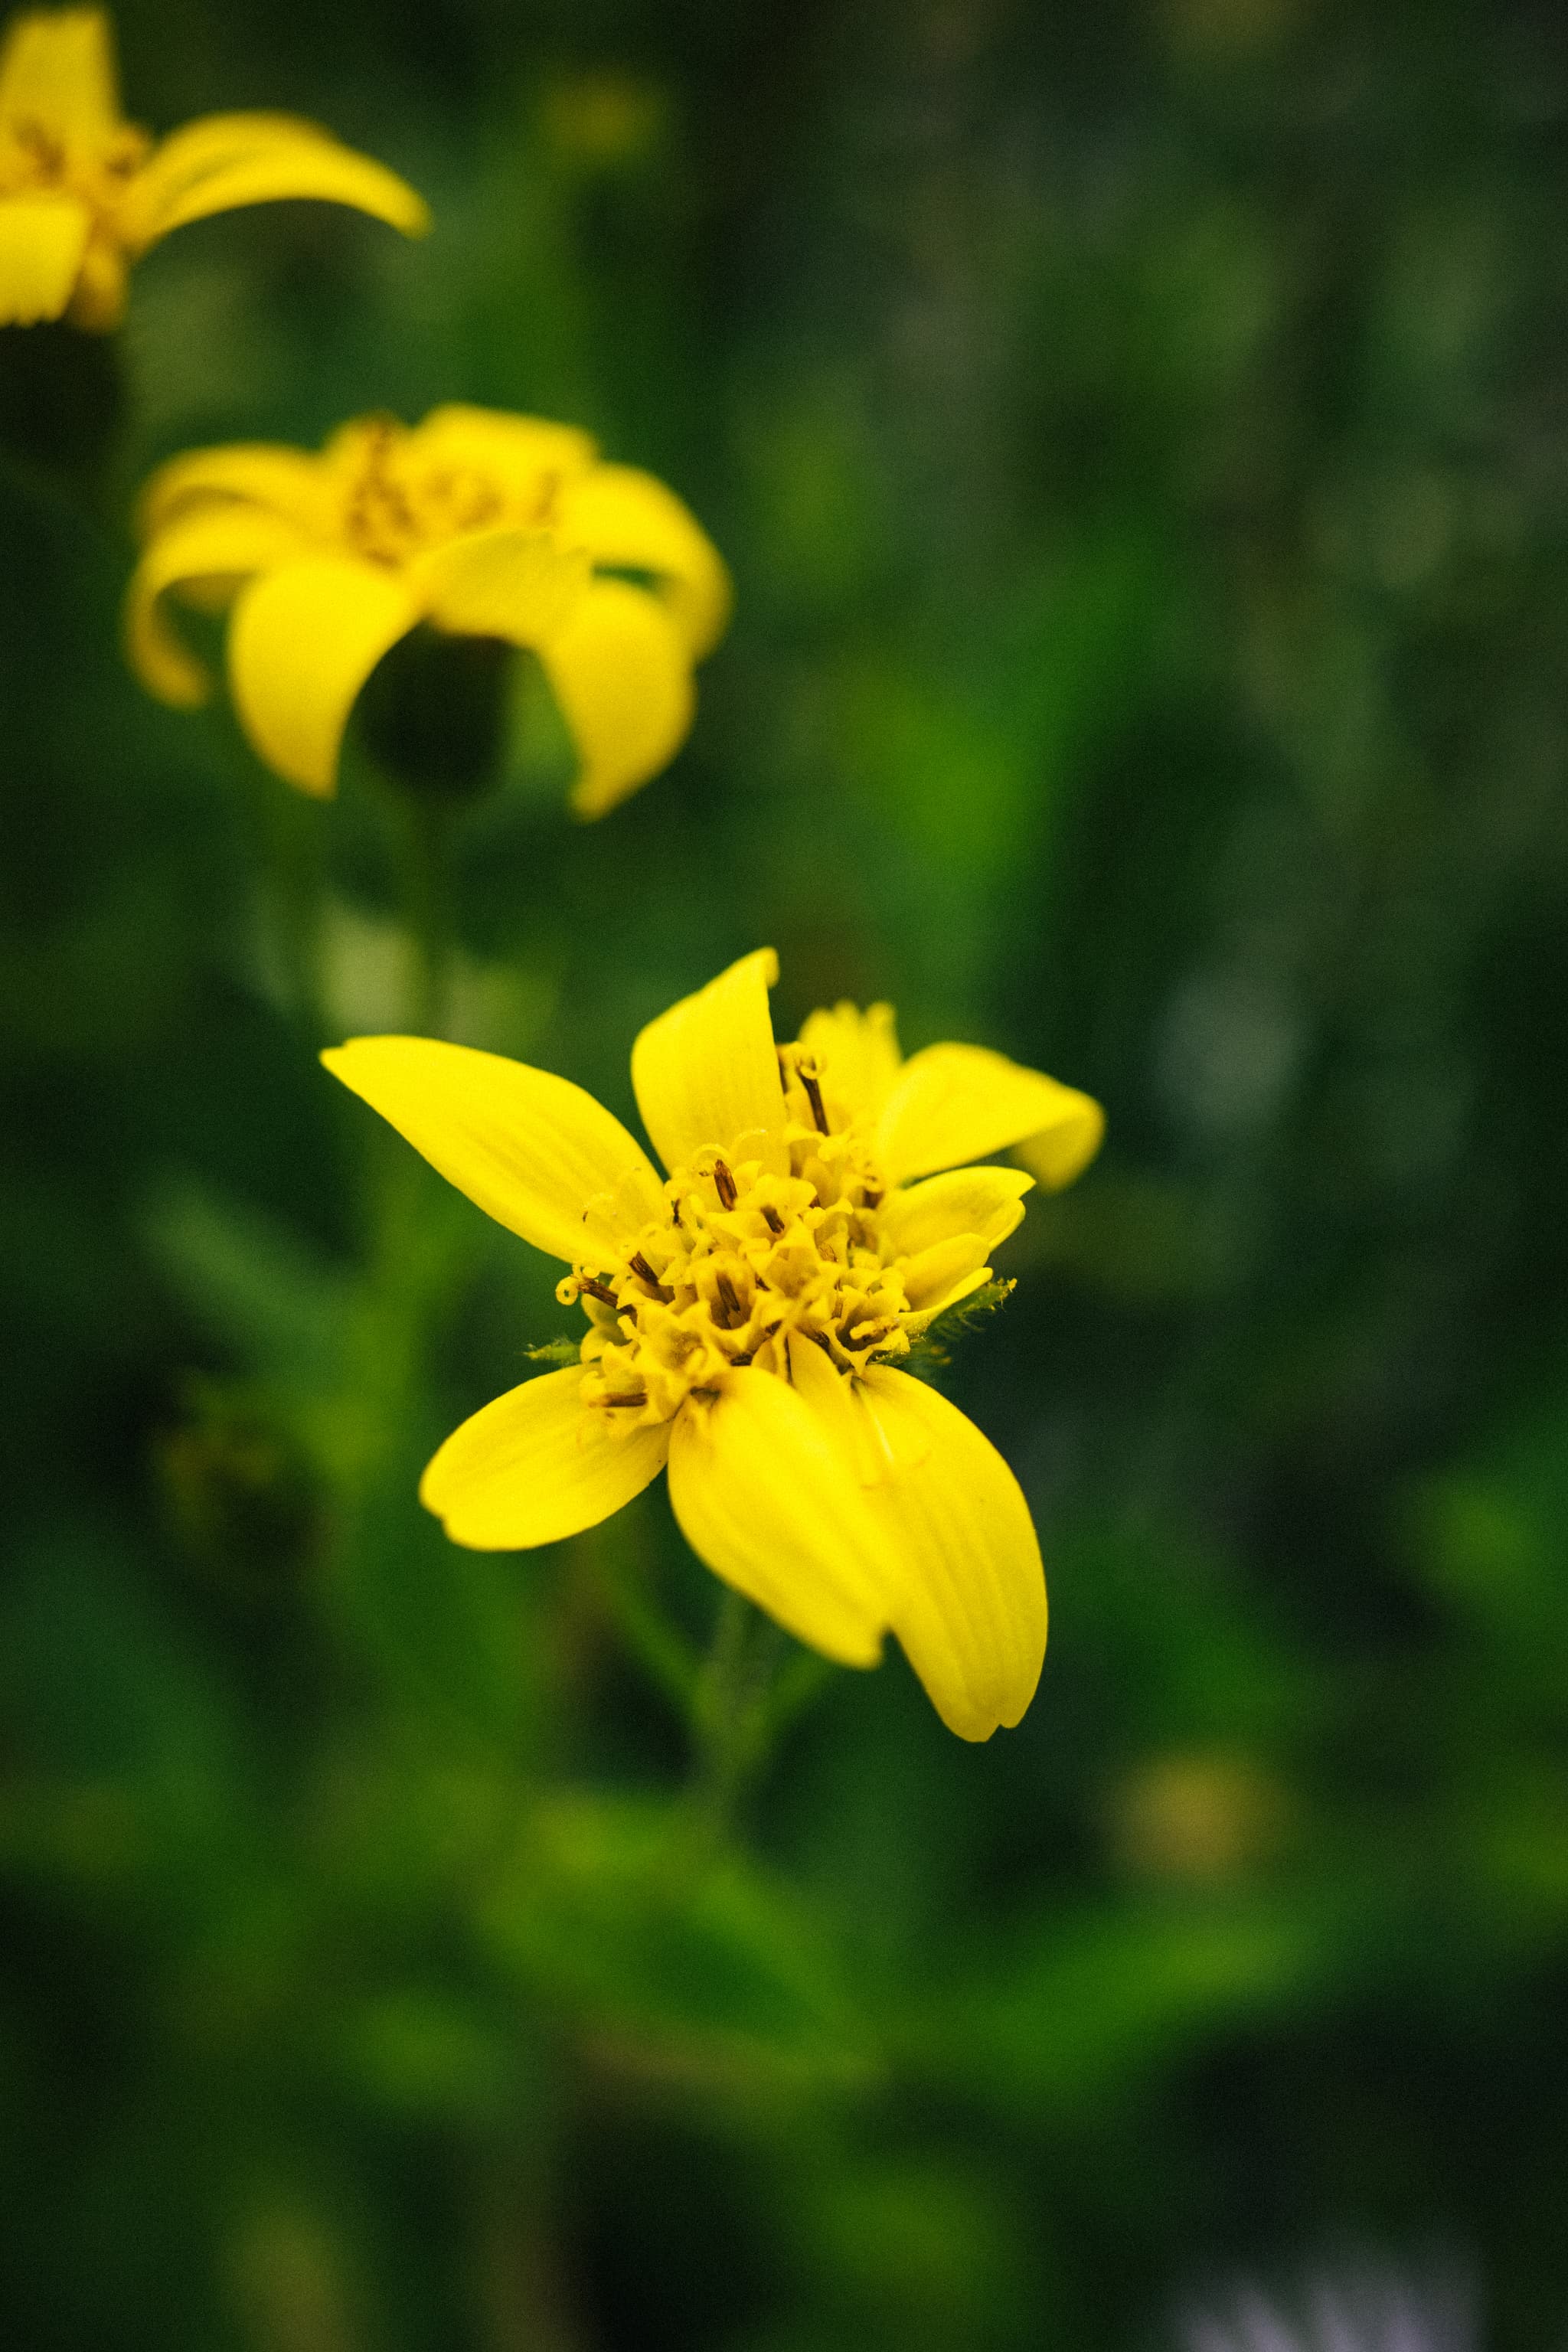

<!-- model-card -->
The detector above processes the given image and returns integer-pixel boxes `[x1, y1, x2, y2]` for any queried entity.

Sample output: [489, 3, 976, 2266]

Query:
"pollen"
[558, 1046, 924, 1428]
[336, 417, 565, 568]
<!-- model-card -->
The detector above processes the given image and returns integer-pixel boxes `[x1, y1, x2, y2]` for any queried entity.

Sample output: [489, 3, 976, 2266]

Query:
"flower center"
[0, 115, 149, 208]
[340, 421, 563, 567]
[560, 1047, 917, 1426]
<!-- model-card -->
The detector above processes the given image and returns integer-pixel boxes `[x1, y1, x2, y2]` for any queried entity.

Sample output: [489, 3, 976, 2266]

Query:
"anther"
[714, 1271, 745, 1326]
[729, 1350, 753, 1367]
[762, 1204, 785, 1235]
[712, 1159, 737, 1210]
[579, 1276, 619, 1310]
[599, 1391, 648, 1409]
[801, 1068, 830, 1135]
[629, 1251, 674, 1302]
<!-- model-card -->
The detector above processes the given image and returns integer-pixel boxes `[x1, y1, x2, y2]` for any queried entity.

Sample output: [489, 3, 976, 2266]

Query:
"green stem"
[252, 772, 329, 1047]
[762, 1647, 838, 1743]
[0, 322, 126, 519]
[367, 768, 456, 1038]
[687, 1589, 784, 1843]
[583, 1522, 701, 1718]
[404, 792, 456, 1040]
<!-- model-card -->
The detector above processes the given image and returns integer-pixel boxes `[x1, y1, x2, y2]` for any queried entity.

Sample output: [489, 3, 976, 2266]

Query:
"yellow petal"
[797, 999, 903, 1124]
[227, 554, 418, 795]
[558, 462, 732, 658]
[879, 1165, 1034, 1262]
[788, 1328, 933, 1486]
[63, 227, 126, 328]
[537, 576, 695, 818]
[901, 1266, 989, 1338]
[0, 194, 90, 325]
[420, 1366, 670, 1550]
[897, 1233, 993, 1312]
[125, 111, 430, 248]
[845, 1375, 932, 1483]
[667, 1371, 893, 1666]
[321, 1035, 665, 1263]
[413, 525, 590, 643]
[877, 1041, 1105, 1187]
[136, 442, 333, 539]
[629, 947, 786, 1175]
[1012, 1089, 1106, 1191]
[786, 1328, 869, 1478]
[125, 505, 310, 706]
[409, 404, 596, 497]
[0, 10, 118, 142]
[858, 1367, 1046, 1741]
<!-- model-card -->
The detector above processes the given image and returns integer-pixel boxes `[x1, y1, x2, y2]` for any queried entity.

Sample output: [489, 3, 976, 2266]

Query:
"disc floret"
[335, 416, 570, 569]
[561, 1044, 944, 1428]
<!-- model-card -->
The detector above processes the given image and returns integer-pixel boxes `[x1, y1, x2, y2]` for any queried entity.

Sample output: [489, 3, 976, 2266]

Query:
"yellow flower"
[0, 8, 427, 331]
[126, 405, 731, 815]
[323, 951, 1104, 1740]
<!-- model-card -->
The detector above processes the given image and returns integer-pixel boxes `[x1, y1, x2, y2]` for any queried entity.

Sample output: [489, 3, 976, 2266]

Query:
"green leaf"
[910, 1894, 1328, 2118]
[482, 1792, 876, 2096]
[142, 1184, 350, 1393]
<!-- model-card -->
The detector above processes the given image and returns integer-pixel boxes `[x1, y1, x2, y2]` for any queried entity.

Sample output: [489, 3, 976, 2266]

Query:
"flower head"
[0, 8, 427, 330]
[323, 950, 1103, 1739]
[126, 405, 730, 815]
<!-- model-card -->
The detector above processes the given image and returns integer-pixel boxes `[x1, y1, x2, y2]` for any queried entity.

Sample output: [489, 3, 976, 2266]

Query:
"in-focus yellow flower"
[126, 405, 731, 815]
[324, 951, 1103, 1740]
[0, 8, 427, 330]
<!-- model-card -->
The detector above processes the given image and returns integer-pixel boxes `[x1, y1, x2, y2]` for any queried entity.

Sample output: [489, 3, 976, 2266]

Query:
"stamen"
[15, 119, 66, 178]
[629, 1251, 674, 1302]
[567, 1109, 906, 1419]
[714, 1271, 744, 1326]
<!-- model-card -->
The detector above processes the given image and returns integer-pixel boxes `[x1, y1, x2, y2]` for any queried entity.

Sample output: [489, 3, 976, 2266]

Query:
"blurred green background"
[5, 0, 1568, 2345]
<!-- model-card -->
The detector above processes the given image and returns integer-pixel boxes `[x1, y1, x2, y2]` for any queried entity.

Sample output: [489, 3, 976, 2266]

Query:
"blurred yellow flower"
[0, 8, 427, 330]
[324, 950, 1103, 1740]
[127, 405, 731, 815]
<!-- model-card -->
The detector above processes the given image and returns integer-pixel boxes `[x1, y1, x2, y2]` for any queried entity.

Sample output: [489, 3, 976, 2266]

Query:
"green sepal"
[525, 1336, 582, 1366]
[903, 1276, 1015, 1377]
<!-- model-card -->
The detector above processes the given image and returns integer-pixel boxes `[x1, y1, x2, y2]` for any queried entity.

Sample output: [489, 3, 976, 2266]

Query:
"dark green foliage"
[4, 1, 1568, 2347]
